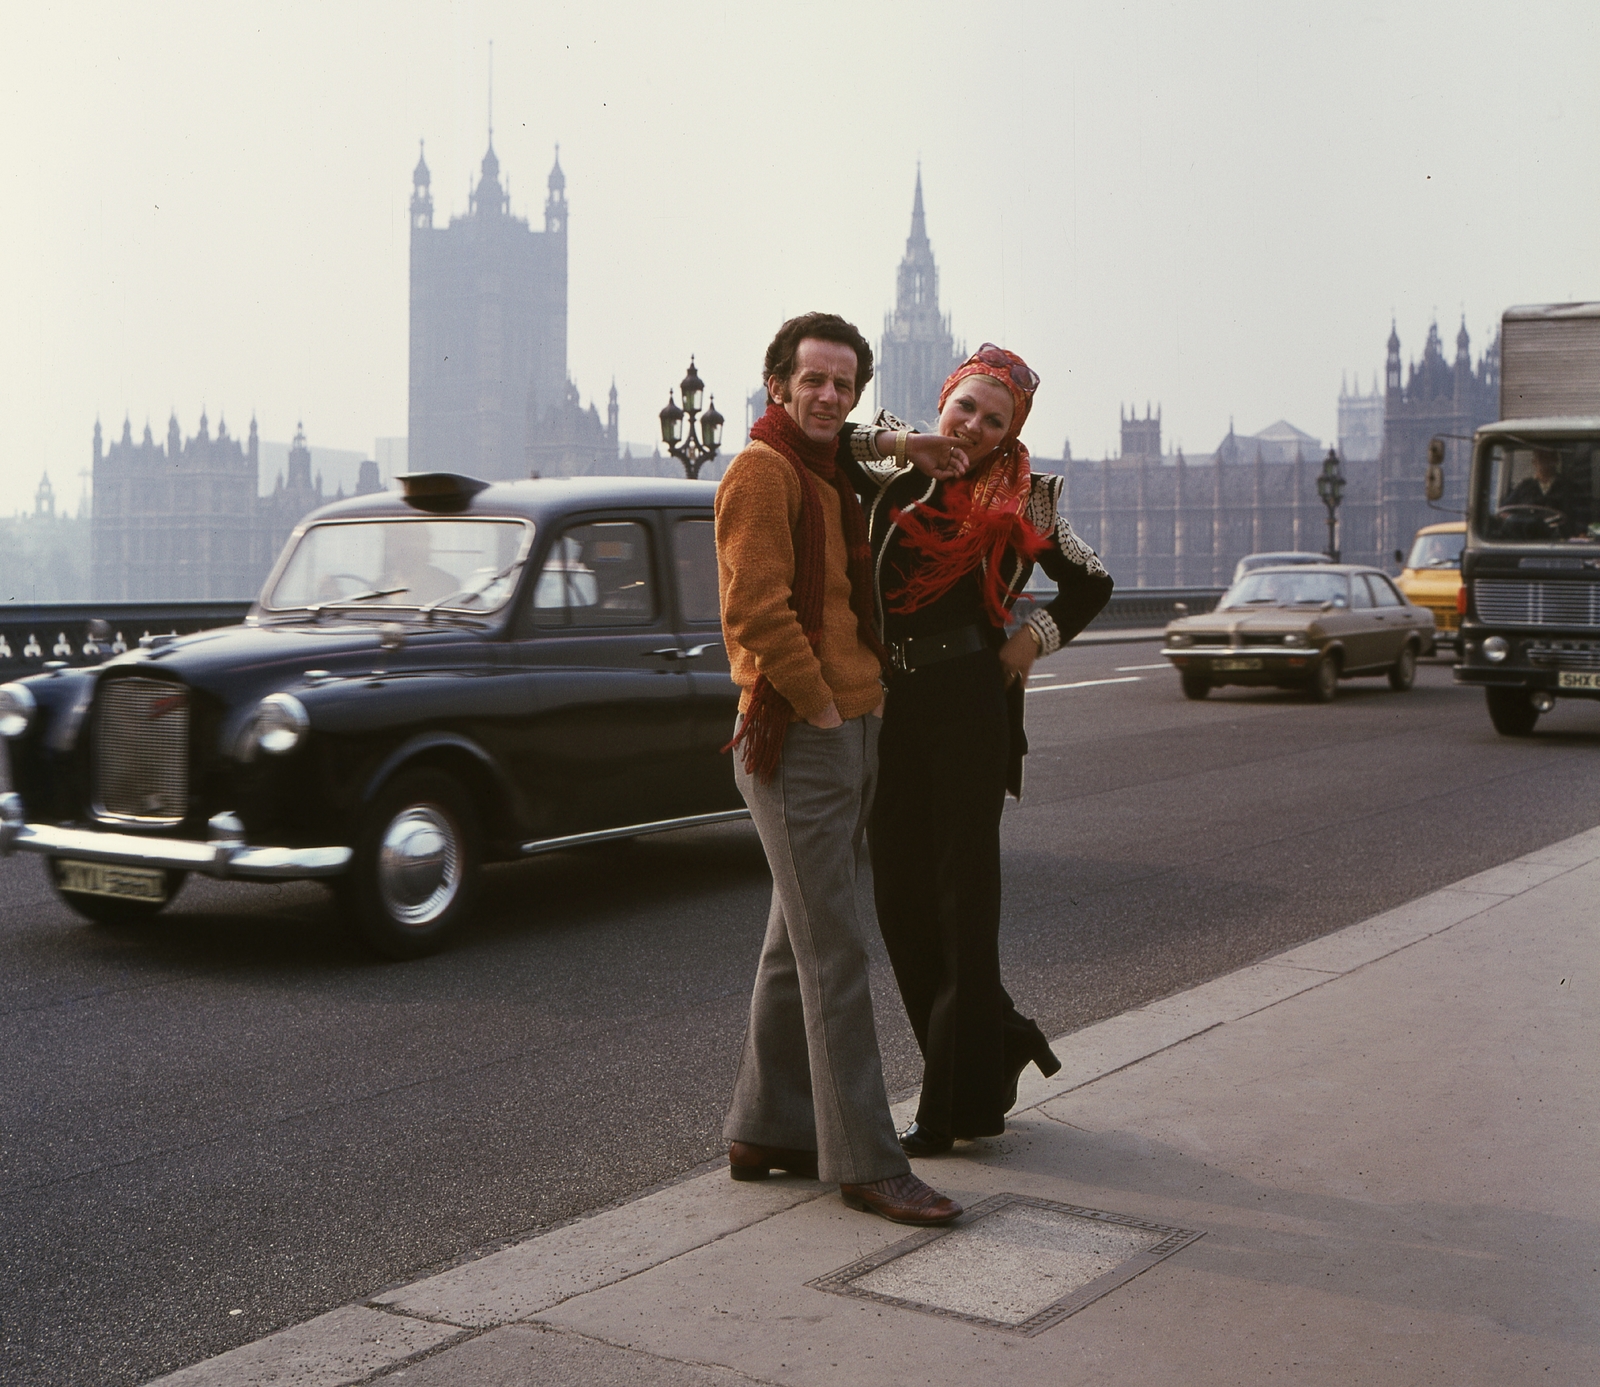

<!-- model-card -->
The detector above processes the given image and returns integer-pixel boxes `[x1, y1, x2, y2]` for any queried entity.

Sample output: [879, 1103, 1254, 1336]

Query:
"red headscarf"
[887, 345, 1049, 625]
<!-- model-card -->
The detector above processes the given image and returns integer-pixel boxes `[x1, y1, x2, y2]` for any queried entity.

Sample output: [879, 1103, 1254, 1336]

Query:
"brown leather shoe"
[728, 1141, 819, 1182]
[839, 1172, 963, 1225]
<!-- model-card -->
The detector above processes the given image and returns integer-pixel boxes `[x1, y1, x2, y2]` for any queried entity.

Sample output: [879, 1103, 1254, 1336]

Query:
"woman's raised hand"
[904, 434, 969, 479]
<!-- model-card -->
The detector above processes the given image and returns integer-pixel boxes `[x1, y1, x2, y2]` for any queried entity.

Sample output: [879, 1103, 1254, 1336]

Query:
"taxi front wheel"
[337, 767, 481, 959]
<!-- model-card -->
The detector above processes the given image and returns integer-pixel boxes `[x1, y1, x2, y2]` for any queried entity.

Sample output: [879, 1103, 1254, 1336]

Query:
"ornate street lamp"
[659, 356, 723, 480]
[1315, 447, 1346, 563]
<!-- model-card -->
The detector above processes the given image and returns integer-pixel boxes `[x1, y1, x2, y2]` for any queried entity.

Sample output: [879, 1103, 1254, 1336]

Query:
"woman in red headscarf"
[839, 345, 1114, 1155]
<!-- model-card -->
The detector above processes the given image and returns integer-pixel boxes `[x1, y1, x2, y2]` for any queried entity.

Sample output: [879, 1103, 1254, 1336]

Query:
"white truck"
[1456, 302, 1600, 734]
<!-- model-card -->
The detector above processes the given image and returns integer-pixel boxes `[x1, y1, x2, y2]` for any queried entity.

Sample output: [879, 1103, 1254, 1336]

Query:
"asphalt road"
[5, 642, 1600, 1385]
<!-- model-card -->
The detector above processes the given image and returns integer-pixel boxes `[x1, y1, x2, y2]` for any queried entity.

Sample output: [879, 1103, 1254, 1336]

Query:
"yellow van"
[1395, 521, 1465, 649]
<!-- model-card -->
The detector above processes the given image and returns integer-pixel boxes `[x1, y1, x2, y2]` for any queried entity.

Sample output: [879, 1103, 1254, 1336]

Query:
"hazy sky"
[4, 1, 1596, 515]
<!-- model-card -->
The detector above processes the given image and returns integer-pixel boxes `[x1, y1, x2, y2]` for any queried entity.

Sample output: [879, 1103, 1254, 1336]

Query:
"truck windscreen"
[1473, 437, 1600, 544]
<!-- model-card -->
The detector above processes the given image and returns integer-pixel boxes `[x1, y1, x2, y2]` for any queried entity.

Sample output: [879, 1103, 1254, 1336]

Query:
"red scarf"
[887, 360, 1048, 626]
[724, 403, 885, 782]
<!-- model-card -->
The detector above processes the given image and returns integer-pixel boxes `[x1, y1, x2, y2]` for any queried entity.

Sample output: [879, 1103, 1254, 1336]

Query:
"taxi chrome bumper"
[0, 794, 351, 879]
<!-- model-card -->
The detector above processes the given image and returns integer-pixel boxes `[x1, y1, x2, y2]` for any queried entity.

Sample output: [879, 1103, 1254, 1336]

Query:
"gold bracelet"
[894, 429, 909, 466]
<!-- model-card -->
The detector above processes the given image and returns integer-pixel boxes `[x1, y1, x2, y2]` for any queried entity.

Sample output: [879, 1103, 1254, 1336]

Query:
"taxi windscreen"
[268, 518, 530, 612]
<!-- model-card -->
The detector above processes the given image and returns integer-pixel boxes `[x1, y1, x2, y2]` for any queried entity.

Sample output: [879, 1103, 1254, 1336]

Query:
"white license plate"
[1213, 658, 1263, 672]
[1558, 671, 1600, 690]
[56, 859, 167, 902]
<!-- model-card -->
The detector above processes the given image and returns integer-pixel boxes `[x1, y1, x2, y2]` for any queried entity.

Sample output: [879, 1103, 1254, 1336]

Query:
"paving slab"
[383, 1323, 768, 1386]
[376, 1167, 822, 1328]
[148, 1306, 462, 1387]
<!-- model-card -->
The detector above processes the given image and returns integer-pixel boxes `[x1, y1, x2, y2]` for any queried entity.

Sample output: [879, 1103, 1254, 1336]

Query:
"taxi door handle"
[647, 643, 718, 661]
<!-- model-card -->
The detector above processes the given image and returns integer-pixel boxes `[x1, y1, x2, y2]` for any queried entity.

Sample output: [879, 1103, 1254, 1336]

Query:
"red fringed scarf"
[724, 403, 885, 782]
[887, 358, 1049, 626]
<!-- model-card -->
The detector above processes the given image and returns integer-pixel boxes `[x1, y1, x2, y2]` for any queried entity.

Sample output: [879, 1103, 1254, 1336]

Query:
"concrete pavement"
[151, 828, 1599, 1385]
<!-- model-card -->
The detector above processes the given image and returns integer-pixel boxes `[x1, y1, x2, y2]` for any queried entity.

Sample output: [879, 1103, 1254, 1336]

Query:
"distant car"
[1162, 564, 1437, 702]
[1394, 521, 1465, 652]
[1231, 551, 1328, 585]
[0, 473, 745, 958]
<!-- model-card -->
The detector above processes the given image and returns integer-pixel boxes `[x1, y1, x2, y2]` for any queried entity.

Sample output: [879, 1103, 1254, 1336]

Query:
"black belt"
[887, 623, 989, 674]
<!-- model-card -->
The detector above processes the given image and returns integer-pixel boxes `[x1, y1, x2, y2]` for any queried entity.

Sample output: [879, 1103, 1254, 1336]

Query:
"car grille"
[94, 677, 189, 823]
[1528, 640, 1600, 671]
[1475, 579, 1600, 629]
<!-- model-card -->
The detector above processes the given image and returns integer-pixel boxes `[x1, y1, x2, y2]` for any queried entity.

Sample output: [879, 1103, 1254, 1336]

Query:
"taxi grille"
[94, 677, 189, 823]
[1475, 579, 1600, 629]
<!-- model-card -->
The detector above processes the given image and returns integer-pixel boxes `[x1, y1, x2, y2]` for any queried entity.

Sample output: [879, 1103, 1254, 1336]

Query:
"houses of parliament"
[73, 138, 1492, 600]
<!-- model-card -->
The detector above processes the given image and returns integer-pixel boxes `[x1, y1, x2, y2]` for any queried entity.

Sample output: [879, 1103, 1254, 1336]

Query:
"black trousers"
[870, 647, 1051, 1139]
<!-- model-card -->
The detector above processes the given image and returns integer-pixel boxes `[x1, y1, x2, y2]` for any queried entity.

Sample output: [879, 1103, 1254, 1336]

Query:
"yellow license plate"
[1557, 671, 1600, 690]
[1213, 658, 1263, 672]
[56, 859, 168, 902]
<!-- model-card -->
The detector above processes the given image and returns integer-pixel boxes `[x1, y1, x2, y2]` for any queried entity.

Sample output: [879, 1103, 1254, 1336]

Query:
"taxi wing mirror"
[1393, 548, 1405, 566]
[1424, 438, 1445, 503]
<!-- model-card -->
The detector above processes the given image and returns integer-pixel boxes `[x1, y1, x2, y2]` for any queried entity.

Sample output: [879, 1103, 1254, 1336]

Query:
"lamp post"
[1315, 447, 1346, 562]
[659, 357, 724, 480]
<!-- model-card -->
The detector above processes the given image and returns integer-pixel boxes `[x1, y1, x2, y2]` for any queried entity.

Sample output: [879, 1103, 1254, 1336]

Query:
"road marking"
[1026, 676, 1142, 694]
[1115, 663, 1171, 671]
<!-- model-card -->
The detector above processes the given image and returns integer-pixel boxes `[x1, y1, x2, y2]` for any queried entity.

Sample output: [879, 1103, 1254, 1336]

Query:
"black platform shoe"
[898, 1122, 954, 1157]
[1003, 1038, 1063, 1111]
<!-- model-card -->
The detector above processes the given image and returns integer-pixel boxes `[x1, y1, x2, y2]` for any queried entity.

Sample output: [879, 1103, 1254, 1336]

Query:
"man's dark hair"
[764, 312, 874, 400]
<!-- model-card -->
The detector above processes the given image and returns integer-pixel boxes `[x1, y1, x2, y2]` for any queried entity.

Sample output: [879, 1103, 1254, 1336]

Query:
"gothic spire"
[908, 163, 929, 253]
[545, 144, 567, 234]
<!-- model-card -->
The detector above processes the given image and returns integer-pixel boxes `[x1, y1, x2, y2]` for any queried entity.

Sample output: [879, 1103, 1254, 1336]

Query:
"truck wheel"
[48, 860, 186, 926]
[1388, 645, 1417, 692]
[1485, 687, 1540, 737]
[1180, 672, 1211, 700]
[339, 767, 481, 959]
[1308, 654, 1339, 703]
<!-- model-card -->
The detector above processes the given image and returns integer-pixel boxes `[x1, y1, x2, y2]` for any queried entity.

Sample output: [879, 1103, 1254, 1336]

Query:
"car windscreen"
[1473, 436, 1600, 543]
[1406, 531, 1465, 568]
[267, 518, 531, 612]
[1219, 571, 1349, 609]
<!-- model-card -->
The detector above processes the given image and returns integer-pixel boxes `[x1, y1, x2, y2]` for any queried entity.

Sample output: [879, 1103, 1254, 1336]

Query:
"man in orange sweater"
[715, 312, 964, 1226]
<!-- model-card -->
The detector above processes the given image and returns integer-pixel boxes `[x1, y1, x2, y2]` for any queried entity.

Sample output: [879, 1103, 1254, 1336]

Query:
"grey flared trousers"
[724, 714, 910, 1186]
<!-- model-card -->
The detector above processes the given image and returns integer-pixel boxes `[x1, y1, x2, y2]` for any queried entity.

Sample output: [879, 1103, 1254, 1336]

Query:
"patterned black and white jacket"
[837, 411, 1114, 655]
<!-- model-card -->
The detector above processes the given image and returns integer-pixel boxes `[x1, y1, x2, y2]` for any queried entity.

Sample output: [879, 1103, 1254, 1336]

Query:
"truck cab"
[1456, 303, 1600, 734]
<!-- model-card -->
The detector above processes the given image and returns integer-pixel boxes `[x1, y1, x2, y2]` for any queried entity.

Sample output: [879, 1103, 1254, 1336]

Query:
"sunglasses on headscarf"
[973, 343, 1040, 393]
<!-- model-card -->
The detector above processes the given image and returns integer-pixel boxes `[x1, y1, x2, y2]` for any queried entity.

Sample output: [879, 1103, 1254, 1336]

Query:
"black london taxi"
[1161, 563, 1436, 701]
[0, 474, 744, 957]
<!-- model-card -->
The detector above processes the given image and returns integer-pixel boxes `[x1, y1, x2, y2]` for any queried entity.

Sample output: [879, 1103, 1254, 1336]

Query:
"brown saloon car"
[1161, 564, 1437, 702]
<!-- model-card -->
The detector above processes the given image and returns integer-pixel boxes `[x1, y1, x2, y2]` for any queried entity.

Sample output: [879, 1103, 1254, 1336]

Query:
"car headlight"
[1483, 636, 1510, 663]
[1282, 632, 1307, 646]
[1167, 632, 1193, 648]
[0, 683, 36, 738]
[253, 693, 309, 754]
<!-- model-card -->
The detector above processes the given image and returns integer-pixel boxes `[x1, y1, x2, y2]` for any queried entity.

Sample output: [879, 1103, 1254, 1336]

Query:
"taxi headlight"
[254, 693, 309, 755]
[1167, 632, 1193, 648]
[1282, 632, 1307, 646]
[1483, 636, 1510, 663]
[0, 683, 36, 738]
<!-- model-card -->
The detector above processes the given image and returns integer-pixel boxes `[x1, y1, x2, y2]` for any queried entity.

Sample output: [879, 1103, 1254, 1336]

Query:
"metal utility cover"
[809, 1194, 1204, 1336]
